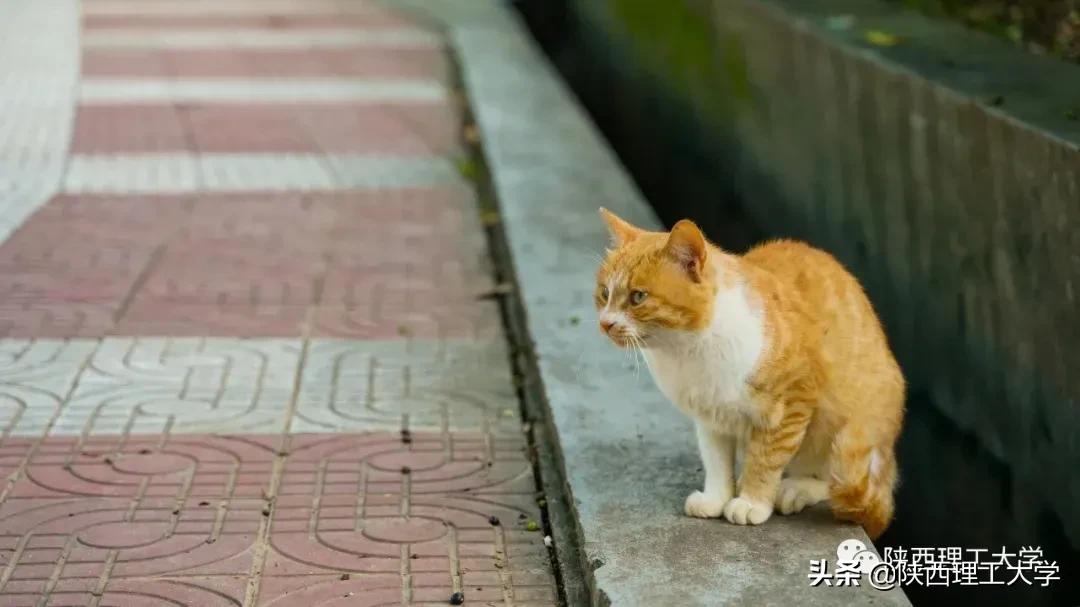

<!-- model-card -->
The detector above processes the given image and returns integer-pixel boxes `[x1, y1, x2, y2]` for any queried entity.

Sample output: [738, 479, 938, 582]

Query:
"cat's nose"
[600, 320, 616, 334]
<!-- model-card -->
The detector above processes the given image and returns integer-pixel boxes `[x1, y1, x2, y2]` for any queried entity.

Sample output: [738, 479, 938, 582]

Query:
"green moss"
[455, 157, 479, 182]
[600, 0, 751, 120]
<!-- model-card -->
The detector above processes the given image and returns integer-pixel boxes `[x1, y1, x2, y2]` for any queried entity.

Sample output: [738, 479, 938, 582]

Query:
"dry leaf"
[464, 124, 480, 144]
[864, 29, 901, 47]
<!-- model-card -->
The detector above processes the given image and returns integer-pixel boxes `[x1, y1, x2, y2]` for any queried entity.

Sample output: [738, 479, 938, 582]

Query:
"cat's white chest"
[643, 286, 765, 429]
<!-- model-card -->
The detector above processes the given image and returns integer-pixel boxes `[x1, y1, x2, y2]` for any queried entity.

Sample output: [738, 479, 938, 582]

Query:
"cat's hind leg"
[776, 477, 829, 515]
[776, 422, 831, 515]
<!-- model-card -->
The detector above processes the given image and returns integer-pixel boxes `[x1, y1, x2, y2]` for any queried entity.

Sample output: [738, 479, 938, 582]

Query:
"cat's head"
[594, 208, 718, 347]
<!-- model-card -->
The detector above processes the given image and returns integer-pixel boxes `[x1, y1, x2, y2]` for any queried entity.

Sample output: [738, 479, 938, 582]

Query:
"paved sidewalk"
[0, 1, 557, 605]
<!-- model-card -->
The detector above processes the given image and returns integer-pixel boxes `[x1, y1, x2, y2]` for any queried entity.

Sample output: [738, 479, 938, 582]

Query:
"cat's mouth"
[606, 330, 646, 349]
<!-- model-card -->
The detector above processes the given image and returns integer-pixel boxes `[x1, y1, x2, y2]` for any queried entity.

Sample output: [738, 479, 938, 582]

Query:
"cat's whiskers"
[628, 333, 646, 380]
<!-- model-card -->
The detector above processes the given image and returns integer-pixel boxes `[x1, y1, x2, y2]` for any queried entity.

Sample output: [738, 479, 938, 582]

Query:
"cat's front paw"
[684, 490, 729, 518]
[722, 496, 773, 525]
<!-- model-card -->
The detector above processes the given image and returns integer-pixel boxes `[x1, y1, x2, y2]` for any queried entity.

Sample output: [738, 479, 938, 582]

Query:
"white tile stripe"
[82, 29, 441, 50]
[0, 338, 517, 437]
[79, 78, 447, 104]
[82, 0, 391, 16]
[63, 153, 462, 193]
[0, 0, 80, 246]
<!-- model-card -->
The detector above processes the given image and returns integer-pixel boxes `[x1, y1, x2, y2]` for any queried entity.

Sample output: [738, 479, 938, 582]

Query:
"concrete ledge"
[390, 1, 910, 604]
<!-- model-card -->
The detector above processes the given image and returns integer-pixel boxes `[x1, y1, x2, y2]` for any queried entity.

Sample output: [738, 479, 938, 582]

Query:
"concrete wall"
[533, 0, 1080, 549]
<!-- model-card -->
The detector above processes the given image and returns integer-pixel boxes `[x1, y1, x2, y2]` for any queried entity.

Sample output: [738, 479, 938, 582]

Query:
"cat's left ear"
[665, 220, 707, 282]
[599, 207, 642, 247]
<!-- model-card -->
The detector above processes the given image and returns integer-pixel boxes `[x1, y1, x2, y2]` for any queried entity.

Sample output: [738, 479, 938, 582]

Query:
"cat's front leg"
[724, 401, 813, 526]
[684, 422, 736, 518]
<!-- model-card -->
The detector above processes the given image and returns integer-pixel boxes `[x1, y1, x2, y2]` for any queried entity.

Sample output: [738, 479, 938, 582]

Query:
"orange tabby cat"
[595, 208, 904, 539]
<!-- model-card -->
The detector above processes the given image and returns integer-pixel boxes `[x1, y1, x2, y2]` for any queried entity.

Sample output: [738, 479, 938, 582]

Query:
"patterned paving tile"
[52, 338, 301, 437]
[0, 433, 556, 605]
[0, 340, 97, 438]
[0, 337, 528, 438]
[265, 433, 555, 604]
[73, 103, 459, 155]
[293, 339, 520, 433]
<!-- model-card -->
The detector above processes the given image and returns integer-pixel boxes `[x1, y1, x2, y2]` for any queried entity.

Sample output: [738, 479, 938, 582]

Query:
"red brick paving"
[82, 49, 448, 79]
[0, 433, 554, 605]
[0, 190, 494, 338]
[72, 104, 459, 155]
[0, 303, 118, 339]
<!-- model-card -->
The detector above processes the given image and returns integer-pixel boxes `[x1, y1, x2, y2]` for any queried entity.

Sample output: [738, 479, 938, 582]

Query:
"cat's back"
[740, 239, 868, 315]
[739, 239, 897, 377]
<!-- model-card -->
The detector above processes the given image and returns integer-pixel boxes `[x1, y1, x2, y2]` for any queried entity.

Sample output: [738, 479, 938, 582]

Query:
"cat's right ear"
[664, 219, 707, 282]
[598, 207, 641, 247]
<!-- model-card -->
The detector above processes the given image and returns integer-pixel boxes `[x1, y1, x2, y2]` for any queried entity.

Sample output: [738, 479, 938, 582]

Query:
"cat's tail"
[828, 425, 897, 540]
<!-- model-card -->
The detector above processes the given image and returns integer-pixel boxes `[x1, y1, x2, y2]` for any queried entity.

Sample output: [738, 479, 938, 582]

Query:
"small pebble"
[449, 591, 465, 605]
[261, 508, 271, 517]
[544, 535, 553, 548]
[339, 573, 350, 581]
[401, 466, 411, 474]
[488, 515, 500, 526]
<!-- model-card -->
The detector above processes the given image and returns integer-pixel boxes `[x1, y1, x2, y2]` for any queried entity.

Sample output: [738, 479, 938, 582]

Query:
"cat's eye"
[599, 285, 610, 301]
[629, 290, 648, 305]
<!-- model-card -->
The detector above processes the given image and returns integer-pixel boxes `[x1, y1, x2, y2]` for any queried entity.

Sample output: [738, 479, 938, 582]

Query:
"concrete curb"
[390, 1, 911, 604]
